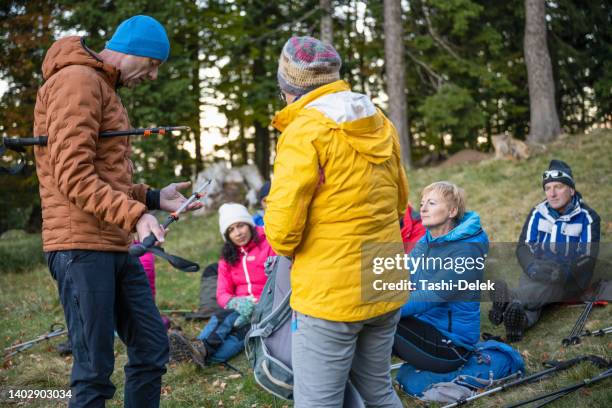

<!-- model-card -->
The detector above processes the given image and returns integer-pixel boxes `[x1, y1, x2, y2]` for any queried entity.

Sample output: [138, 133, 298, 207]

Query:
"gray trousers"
[515, 274, 581, 328]
[292, 309, 402, 408]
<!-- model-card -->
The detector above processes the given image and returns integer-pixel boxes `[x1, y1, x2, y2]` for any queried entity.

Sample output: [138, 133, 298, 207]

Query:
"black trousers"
[393, 316, 471, 373]
[46, 250, 169, 408]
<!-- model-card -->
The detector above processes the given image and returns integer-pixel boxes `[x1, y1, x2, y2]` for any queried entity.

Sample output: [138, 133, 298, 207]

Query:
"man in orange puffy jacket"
[34, 15, 200, 408]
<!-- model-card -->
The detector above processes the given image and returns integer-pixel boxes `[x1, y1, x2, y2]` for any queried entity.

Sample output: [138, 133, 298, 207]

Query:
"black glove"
[526, 260, 564, 283]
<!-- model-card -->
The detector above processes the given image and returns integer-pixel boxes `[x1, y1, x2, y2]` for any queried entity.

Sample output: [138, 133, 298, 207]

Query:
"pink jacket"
[134, 240, 156, 297]
[216, 227, 275, 308]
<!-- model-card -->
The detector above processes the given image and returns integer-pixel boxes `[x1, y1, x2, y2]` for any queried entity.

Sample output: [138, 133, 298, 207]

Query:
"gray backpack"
[245, 256, 365, 407]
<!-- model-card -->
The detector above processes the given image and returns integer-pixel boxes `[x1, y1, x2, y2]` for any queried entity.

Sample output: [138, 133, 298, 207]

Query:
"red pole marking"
[144, 129, 152, 137]
[159, 129, 166, 135]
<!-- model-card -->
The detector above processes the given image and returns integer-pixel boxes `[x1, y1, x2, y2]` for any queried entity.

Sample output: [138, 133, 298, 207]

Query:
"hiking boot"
[488, 280, 513, 326]
[56, 340, 72, 356]
[168, 330, 207, 368]
[504, 301, 528, 343]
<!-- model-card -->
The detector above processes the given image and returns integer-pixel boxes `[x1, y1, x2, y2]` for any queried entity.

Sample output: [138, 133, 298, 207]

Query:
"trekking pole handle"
[128, 215, 174, 257]
[128, 179, 211, 258]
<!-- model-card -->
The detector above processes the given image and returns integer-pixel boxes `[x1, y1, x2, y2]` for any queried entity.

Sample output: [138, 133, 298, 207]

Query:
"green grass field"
[1, 129, 611, 407]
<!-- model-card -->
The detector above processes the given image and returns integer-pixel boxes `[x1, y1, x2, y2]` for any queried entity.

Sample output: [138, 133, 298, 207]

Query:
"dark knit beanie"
[542, 159, 575, 189]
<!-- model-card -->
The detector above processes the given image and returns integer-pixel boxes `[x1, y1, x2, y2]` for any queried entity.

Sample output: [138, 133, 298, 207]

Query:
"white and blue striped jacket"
[516, 194, 600, 285]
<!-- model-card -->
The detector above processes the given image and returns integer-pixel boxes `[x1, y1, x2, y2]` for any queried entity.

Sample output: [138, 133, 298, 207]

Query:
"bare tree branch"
[405, 48, 444, 89]
[422, 5, 461, 61]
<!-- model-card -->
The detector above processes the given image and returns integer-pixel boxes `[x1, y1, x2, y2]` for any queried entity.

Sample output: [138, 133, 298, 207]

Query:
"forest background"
[0, 0, 610, 233]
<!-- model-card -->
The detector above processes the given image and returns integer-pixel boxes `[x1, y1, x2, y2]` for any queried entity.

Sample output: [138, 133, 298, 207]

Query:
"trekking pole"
[562, 301, 593, 346]
[3, 323, 67, 363]
[159, 309, 195, 315]
[581, 325, 612, 338]
[2, 126, 190, 149]
[130, 179, 211, 255]
[562, 284, 603, 346]
[0, 126, 190, 175]
[504, 367, 612, 408]
[128, 179, 212, 272]
[440, 355, 606, 408]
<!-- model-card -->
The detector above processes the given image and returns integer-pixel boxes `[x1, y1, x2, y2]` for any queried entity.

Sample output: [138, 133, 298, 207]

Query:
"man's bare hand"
[136, 213, 166, 244]
[159, 181, 204, 213]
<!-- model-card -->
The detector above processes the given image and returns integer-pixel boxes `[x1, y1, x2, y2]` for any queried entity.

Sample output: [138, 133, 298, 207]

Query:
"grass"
[1, 129, 611, 407]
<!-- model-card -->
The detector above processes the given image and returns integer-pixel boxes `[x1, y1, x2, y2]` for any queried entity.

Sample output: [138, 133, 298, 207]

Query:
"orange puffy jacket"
[34, 37, 149, 252]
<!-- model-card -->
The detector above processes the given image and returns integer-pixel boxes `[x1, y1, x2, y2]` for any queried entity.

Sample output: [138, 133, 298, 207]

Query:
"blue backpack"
[396, 340, 524, 398]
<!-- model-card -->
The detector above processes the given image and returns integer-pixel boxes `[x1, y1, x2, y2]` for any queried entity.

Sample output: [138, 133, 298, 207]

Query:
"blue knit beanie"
[106, 15, 170, 61]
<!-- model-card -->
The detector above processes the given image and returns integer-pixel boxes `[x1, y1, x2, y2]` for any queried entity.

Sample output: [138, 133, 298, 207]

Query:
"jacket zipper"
[241, 248, 253, 297]
[448, 310, 452, 332]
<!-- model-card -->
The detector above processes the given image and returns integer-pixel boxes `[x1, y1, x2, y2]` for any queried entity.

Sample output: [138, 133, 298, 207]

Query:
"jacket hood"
[424, 211, 487, 243]
[272, 80, 393, 164]
[42, 36, 119, 87]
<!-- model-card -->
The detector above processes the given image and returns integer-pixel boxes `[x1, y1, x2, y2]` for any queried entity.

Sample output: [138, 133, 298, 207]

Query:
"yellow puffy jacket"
[264, 80, 409, 322]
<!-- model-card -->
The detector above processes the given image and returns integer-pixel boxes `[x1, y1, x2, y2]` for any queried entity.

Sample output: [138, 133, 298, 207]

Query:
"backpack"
[245, 256, 366, 407]
[396, 340, 524, 400]
[245, 256, 294, 399]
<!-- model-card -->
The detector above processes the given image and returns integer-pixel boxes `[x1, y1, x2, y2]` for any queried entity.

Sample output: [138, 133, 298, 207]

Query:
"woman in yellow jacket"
[264, 36, 409, 407]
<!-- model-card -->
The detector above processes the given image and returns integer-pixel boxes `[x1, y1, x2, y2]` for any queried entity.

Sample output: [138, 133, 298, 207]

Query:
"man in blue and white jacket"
[490, 160, 600, 342]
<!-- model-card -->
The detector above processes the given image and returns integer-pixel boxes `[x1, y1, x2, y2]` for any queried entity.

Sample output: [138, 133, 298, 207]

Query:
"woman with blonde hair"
[394, 181, 489, 373]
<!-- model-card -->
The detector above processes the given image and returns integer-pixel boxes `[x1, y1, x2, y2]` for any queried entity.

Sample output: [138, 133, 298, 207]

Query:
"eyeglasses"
[542, 170, 573, 181]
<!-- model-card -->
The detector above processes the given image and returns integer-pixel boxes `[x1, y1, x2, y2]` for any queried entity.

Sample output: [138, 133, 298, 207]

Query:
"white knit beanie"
[218, 203, 254, 241]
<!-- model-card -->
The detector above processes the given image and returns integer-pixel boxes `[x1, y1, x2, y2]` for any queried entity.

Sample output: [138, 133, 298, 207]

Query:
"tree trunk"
[320, 0, 333, 44]
[383, 0, 411, 168]
[252, 46, 271, 178]
[524, 0, 561, 144]
[192, 61, 203, 173]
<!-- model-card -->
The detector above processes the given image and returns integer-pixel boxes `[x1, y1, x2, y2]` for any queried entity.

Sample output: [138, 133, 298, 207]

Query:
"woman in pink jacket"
[169, 203, 275, 366]
[216, 203, 275, 325]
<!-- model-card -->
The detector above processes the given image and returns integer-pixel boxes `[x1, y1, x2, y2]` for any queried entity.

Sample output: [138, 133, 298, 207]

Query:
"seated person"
[188, 186, 273, 321]
[394, 181, 489, 373]
[401, 202, 426, 253]
[252, 180, 271, 227]
[169, 203, 275, 366]
[489, 160, 600, 342]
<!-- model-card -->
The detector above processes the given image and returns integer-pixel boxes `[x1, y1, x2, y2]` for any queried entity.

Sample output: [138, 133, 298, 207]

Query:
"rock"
[193, 161, 265, 214]
[0, 229, 28, 240]
[491, 134, 530, 161]
[438, 149, 492, 168]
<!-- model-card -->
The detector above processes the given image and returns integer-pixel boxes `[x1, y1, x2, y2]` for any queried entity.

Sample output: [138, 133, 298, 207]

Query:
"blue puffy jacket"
[400, 211, 489, 349]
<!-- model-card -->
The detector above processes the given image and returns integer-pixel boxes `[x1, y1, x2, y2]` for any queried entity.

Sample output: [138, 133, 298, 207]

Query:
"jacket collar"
[423, 211, 484, 243]
[80, 38, 121, 89]
[271, 80, 351, 132]
[537, 192, 583, 222]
